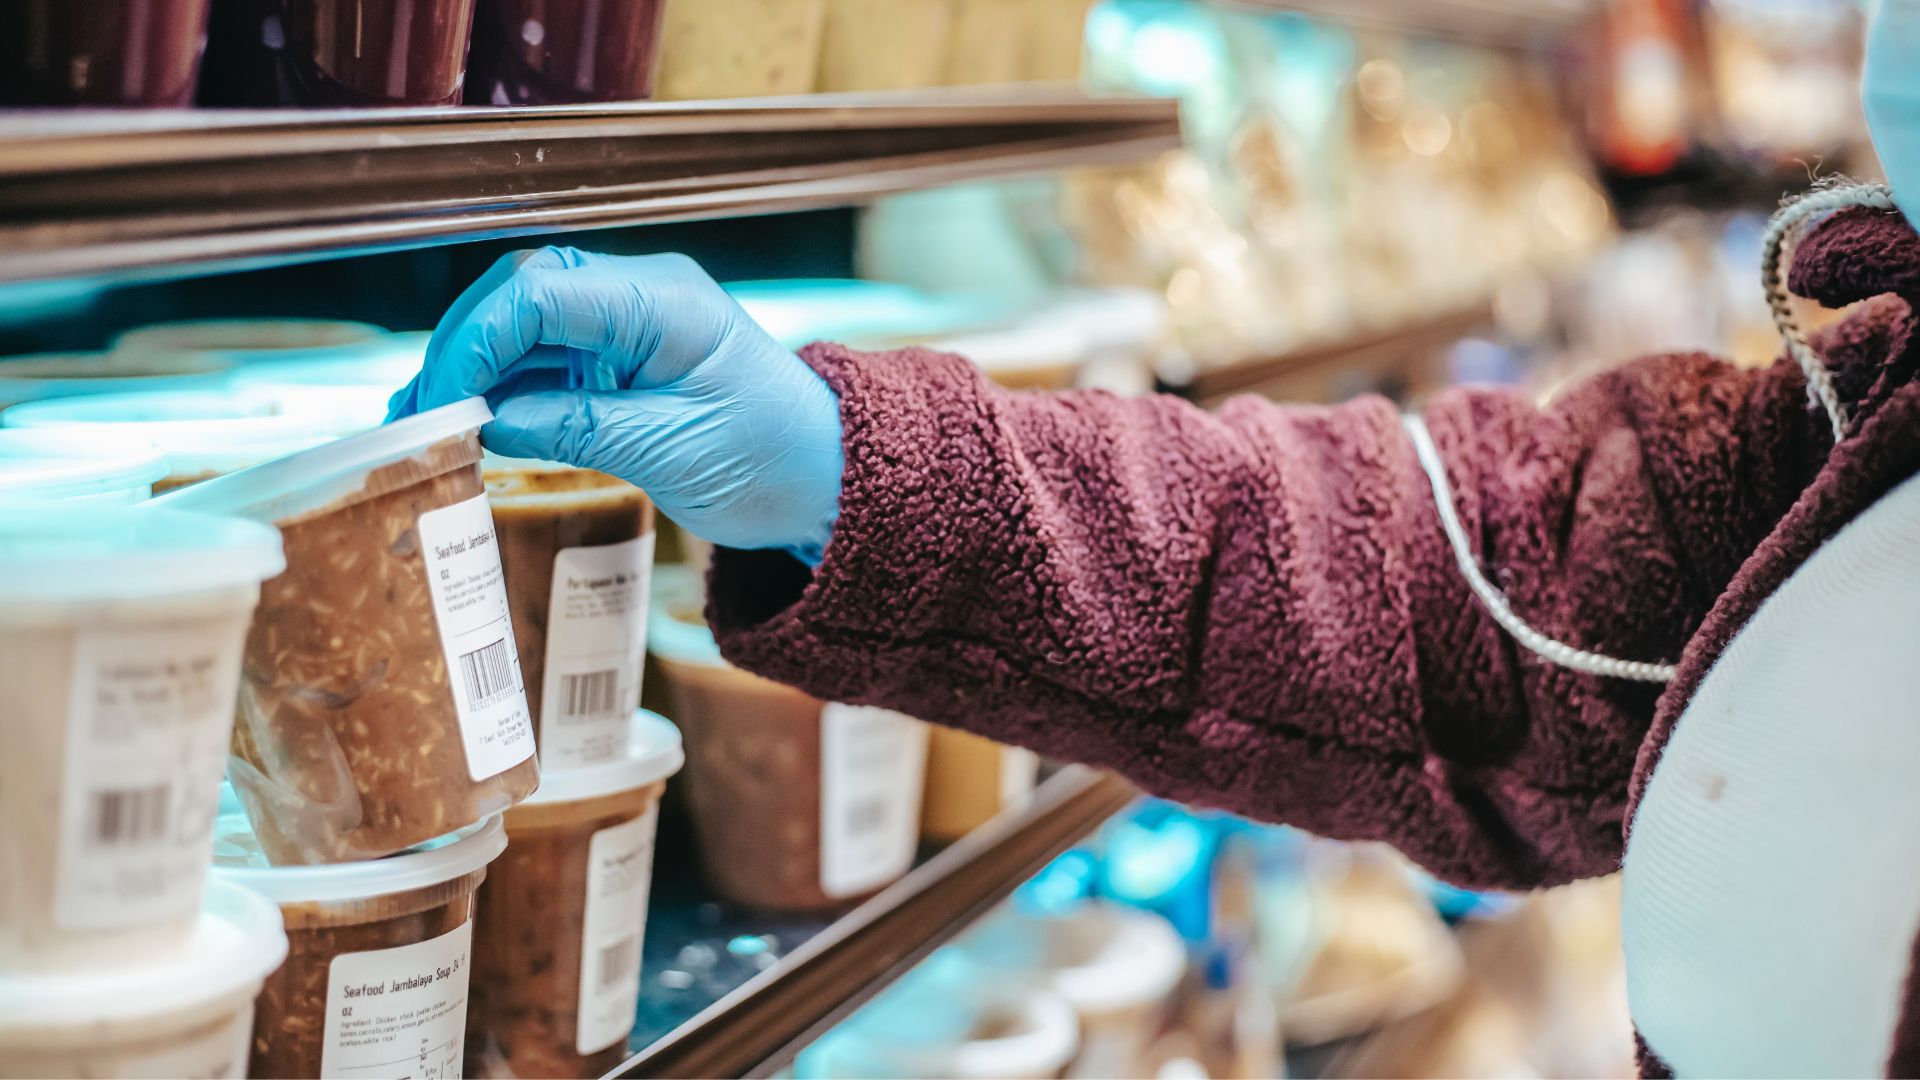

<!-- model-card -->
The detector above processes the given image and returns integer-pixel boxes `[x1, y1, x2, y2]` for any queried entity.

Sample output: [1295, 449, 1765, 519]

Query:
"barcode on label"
[844, 797, 889, 839]
[457, 639, 516, 705]
[597, 936, 641, 990]
[561, 669, 619, 718]
[86, 784, 169, 849]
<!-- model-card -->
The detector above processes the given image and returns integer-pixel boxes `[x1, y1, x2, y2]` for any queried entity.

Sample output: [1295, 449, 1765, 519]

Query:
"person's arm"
[708, 334, 1876, 891]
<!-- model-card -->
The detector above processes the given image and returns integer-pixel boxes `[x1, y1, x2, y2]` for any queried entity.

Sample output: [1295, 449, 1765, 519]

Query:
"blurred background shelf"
[615, 766, 1139, 1080]
[1225, 0, 1594, 49]
[1178, 305, 1493, 407]
[0, 88, 1180, 287]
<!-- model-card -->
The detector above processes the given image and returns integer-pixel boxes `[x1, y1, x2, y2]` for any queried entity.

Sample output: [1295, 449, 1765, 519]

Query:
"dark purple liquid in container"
[200, 0, 476, 106]
[465, 0, 663, 105]
[1, 0, 212, 106]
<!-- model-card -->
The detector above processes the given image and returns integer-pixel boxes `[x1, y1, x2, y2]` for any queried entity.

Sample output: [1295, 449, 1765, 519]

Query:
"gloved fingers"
[483, 388, 707, 486]
[389, 246, 592, 420]
[413, 264, 636, 413]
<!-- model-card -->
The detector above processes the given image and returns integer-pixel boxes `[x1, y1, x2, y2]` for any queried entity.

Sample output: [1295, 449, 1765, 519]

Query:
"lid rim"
[211, 814, 508, 906]
[521, 710, 685, 805]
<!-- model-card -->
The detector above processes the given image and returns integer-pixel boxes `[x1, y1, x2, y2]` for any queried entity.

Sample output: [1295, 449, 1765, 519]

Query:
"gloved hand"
[388, 246, 844, 564]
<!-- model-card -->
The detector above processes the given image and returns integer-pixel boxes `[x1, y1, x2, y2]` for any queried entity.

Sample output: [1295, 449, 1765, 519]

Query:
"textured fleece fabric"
[709, 207, 1920, 897]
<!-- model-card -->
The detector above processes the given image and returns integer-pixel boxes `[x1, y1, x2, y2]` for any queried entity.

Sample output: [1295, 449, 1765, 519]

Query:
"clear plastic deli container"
[650, 566, 928, 912]
[0, 428, 167, 506]
[467, 0, 666, 104]
[0, 880, 288, 1080]
[159, 398, 541, 864]
[920, 727, 1039, 842]
[111, 318, 388, 368]
[0, 349, 232, 409]
[212, 812, 506, 1078]
[957, 902, 1188, 1078]
[230, 330, 432, 437]
[0, 0, 213, 107]
[816, 0, 953, 92]
[653, 0, 828, 100]
[3, 389, 337, 492]
[486, 457, 657, 771]
[469, 710, 684, 1078]
[944, 0, 1025, 86]
[0, 507, 284, 971]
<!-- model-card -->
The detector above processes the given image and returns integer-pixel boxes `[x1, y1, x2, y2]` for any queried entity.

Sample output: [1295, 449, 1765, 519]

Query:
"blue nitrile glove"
[1864, 0, 1920, 232]
[388, 247, 844, 564]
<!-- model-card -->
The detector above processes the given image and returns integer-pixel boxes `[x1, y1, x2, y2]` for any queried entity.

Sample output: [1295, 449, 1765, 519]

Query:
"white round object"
[212, 814, 507, 907]
[4, 389, 336, 480]
[0, 880, 286, 1049]
[154, 397, 490, 525]
[0, 428, 167, 505]
[523, 710, 685, 806]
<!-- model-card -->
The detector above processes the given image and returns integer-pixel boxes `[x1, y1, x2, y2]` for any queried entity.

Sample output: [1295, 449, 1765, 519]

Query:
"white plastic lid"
[233, 330, 429, 388]
[524, 710, 684, 806]
[154, 396, 491, 525]
[0, 505, 285, 604]
[0, 880, 288, 1036]
[4, 389, 337, 477]
[0, 428, 168, 503]
[0, 350, 233, 409]
[1038, 289, 1169, 355]
[959, 902, 1188, 1014]
[113, 318, 389, 365]
[211, 814, 507, 905]
[820, 952, 1081, 1080]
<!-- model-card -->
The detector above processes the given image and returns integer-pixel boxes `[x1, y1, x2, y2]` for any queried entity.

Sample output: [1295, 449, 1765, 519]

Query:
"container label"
[819, 705, 928, 899]
[418, 494, 536, 782]
[321, 921, 472, 1079]
[1000, 746, 1041, 806]
[56, 621, 248, 929]
[541, 532, 654, 770]
[577, 804, 658, 1055]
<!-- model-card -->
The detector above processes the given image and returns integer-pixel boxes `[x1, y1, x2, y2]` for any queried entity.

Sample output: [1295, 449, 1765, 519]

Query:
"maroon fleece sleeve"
[708, 303, 1903, 890]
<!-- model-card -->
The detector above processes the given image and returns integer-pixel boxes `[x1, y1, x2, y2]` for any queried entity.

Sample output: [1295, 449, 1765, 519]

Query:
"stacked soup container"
[0, 320, 684, 1078]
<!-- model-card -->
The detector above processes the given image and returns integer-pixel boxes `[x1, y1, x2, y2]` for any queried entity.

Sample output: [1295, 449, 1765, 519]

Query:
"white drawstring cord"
[1405, 179, 1897, 683]
[1404, 414, 1680, 684]
[1760, 180, 1899, 444]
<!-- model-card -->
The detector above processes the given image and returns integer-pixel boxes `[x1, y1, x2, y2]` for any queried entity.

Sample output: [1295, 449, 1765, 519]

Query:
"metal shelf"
[614, 766, 1139, 1080]
[0, 88, 1180, 286]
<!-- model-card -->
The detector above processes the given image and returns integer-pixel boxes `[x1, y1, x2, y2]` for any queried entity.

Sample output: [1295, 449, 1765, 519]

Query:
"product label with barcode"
[418, 493, 536, 782]
[818, 705, 928, 899]
[55, 621, 248, 929]
[321, 921, 471, 1079]
[540, 533, 654, 770]
[576, 804, 658, 1054]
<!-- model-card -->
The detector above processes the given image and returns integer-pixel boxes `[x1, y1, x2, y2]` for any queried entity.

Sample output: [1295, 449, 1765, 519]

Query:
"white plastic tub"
[212, 814, 507, 1077]
[0, 428, 167, 506]
[470, 710, 685, 1077]
[161, 398, 540, 864]
[4, 389, 337, 491]
[0, 880, 289, 1079]
[231, 330, 432, 437]
[0, 506, 285, 971]
[0, 350, 233, 410]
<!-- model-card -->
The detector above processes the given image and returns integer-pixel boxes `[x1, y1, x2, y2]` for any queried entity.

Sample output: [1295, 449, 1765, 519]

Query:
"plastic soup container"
[816, 0, 953, 92]
[467, 0, 667, 104]
[469, 710, 684, 1078]
[920, 726, 1040, 842]
[212, 814, 505, 1078]
[653, 0, 828, 100]
[0, 0, 212, 107]
[159, 398, 540, 865]
[0, 881, 288, 1080]
[0, 508, 284, 971]
[3, 389, 337, 492]
[486, 459, 657, 771]
[0, 350, 232, 409]
[0, 428, 167, 506]
[111, 318, 388, 367]
[958, 903, 1188, 1079]
[231, 330, 433, 438]
[198, 0, 477, 106]
[650, 567, 929, 912]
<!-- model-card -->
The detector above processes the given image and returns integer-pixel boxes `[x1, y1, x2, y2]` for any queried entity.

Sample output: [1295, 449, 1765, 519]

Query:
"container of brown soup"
[485, 457, 656, 772]
[211, 809, 506, 1078]
[468, 709, 684, 1077]
[649, 566, 928, 913]
[159, 397, 540, 865]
